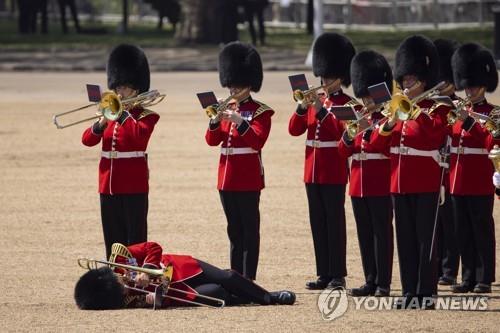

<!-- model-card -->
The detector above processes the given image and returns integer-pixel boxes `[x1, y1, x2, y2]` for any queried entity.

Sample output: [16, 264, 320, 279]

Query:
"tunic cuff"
[315, 107, 328, 122]
[341, 131, 354, 146]
[295, 104, 307, 116]
[237, 120, 250, 135]
[208, 121, 220, 131]
[461, 116, 475, 132]
[379, 122, 394, 136]
[91, 121, 107, 135]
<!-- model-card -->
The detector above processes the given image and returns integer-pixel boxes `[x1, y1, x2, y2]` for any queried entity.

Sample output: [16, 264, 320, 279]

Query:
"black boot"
[473, 283, 491, 293]
[374, 286, 390, 297]
[327, 277, 346, 289]
[438, 276, 456, 286]
[349, 283, 376, 296]
[270, 290, 296, 305]
[305, 276, 331, 290]
[452, 281, 475, 293]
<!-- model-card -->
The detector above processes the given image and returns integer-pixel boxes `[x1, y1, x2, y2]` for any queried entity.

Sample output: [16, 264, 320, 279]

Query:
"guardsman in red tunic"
[205, 42, 273, 280]
[432, 38, 461, 287]
[289, 33, 356, 290]
[74, 241, 296, 309]
[370, 35, 448, 308]
[81, 44, 160, 259]
[338, 50, 394, 297]
[449, 43, 499, 294]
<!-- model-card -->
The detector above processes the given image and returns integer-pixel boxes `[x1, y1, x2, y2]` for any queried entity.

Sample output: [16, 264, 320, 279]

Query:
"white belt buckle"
[359, 152, 367, 160]
[226, 147, 233, 155]
[312, 140, 320, 148]
[399, 146, 409, 155]
[110, 151, 118, 159]
[457, 147, 464, 154]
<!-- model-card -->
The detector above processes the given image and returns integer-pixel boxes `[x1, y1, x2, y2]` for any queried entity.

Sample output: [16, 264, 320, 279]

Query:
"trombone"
[447, 96, 471, 125]
[381, 81, 446, 121]
[53, 90, 165, 129]
[205, 88, 250, 120]
[293, 79, 340, 105]
[77, 257, 225, 309]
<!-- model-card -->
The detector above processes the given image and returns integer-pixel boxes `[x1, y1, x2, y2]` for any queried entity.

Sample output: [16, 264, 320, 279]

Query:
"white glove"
[493, 172, 500, 188]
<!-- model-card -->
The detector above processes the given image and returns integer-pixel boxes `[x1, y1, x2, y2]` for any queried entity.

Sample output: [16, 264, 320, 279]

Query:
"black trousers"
[436, 192, 459, 279]
[244, 4, 266, 45]
[219, 191, 261, 280]
[393, 193, 439, 296]
[351, 196, 394, 288]
[305, 183, 347, 278]
[451, 194, 496, 284]
[100, 193, 148, 259]
[186, 260, 271, 306]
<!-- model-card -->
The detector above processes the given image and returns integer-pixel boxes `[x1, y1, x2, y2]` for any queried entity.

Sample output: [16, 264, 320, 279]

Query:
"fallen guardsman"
[74, 242, 296, 309]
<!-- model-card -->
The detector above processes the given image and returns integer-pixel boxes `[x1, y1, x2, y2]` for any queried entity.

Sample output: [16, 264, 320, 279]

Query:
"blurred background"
[0, 0, 497, 71]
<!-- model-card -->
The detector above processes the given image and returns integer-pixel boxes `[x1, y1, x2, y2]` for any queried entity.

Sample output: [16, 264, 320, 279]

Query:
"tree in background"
[175, 0, 238, 44]
[144, 0, 181, 31]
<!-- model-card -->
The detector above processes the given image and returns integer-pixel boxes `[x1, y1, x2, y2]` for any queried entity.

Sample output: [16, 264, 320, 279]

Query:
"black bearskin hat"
[452, 43, 498, 92]
[107, 44, 150, 94]
[74, 267, 125, 310]
[350, 50, 393, 98]
[218, 42, 263, 92]
[433, 39, 459, 84]
[312, 32, 355, 87]
[394, 35, 439, 88]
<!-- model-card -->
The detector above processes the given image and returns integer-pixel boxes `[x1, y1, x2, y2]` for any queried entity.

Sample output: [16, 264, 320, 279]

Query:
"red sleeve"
[121, 112, 160, 144]
[369, 119, 393, 152]
[338, 133, 354, 159]
[127, 242, 163, 268]
[205, 122, 224, 146]
[417, 108, 448, 138]
[467, 121, 500, 150]
[238, 110, 273, 150]
[288, 106, 309, 136]
[81, 124, 104, 147]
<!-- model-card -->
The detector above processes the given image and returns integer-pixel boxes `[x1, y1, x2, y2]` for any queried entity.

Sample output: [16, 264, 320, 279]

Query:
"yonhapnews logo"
[317, 288, 489, 320]
[317, 287, 348, 321]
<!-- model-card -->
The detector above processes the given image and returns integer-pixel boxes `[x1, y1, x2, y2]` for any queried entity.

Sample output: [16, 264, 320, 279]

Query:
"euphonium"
[293, 79, 340, 105]
[205, 88, 250, 120]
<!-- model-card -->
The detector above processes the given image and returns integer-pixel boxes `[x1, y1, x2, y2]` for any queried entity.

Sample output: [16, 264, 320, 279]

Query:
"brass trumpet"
[205, 88, 250, 120]
[78, 257, 225, 309]
[53, 90, 165, 129]
[293, 79, 340, 105]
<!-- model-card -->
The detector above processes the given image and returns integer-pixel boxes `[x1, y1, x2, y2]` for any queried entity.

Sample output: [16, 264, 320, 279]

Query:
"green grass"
[0, 18, 493, 53]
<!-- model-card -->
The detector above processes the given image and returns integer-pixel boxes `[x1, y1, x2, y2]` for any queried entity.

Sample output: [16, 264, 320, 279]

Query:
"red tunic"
[205, 97, 274, 191]
[338, 113, 391, 197]
[288, 90, 358, 184]
[81, 106, 159, 194]
[449, 100, 500, 195]
[370, 99, 449, 194]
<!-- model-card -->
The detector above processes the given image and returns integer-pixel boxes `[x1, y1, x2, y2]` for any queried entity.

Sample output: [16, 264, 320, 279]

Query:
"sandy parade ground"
[0, 71, 499, 332]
